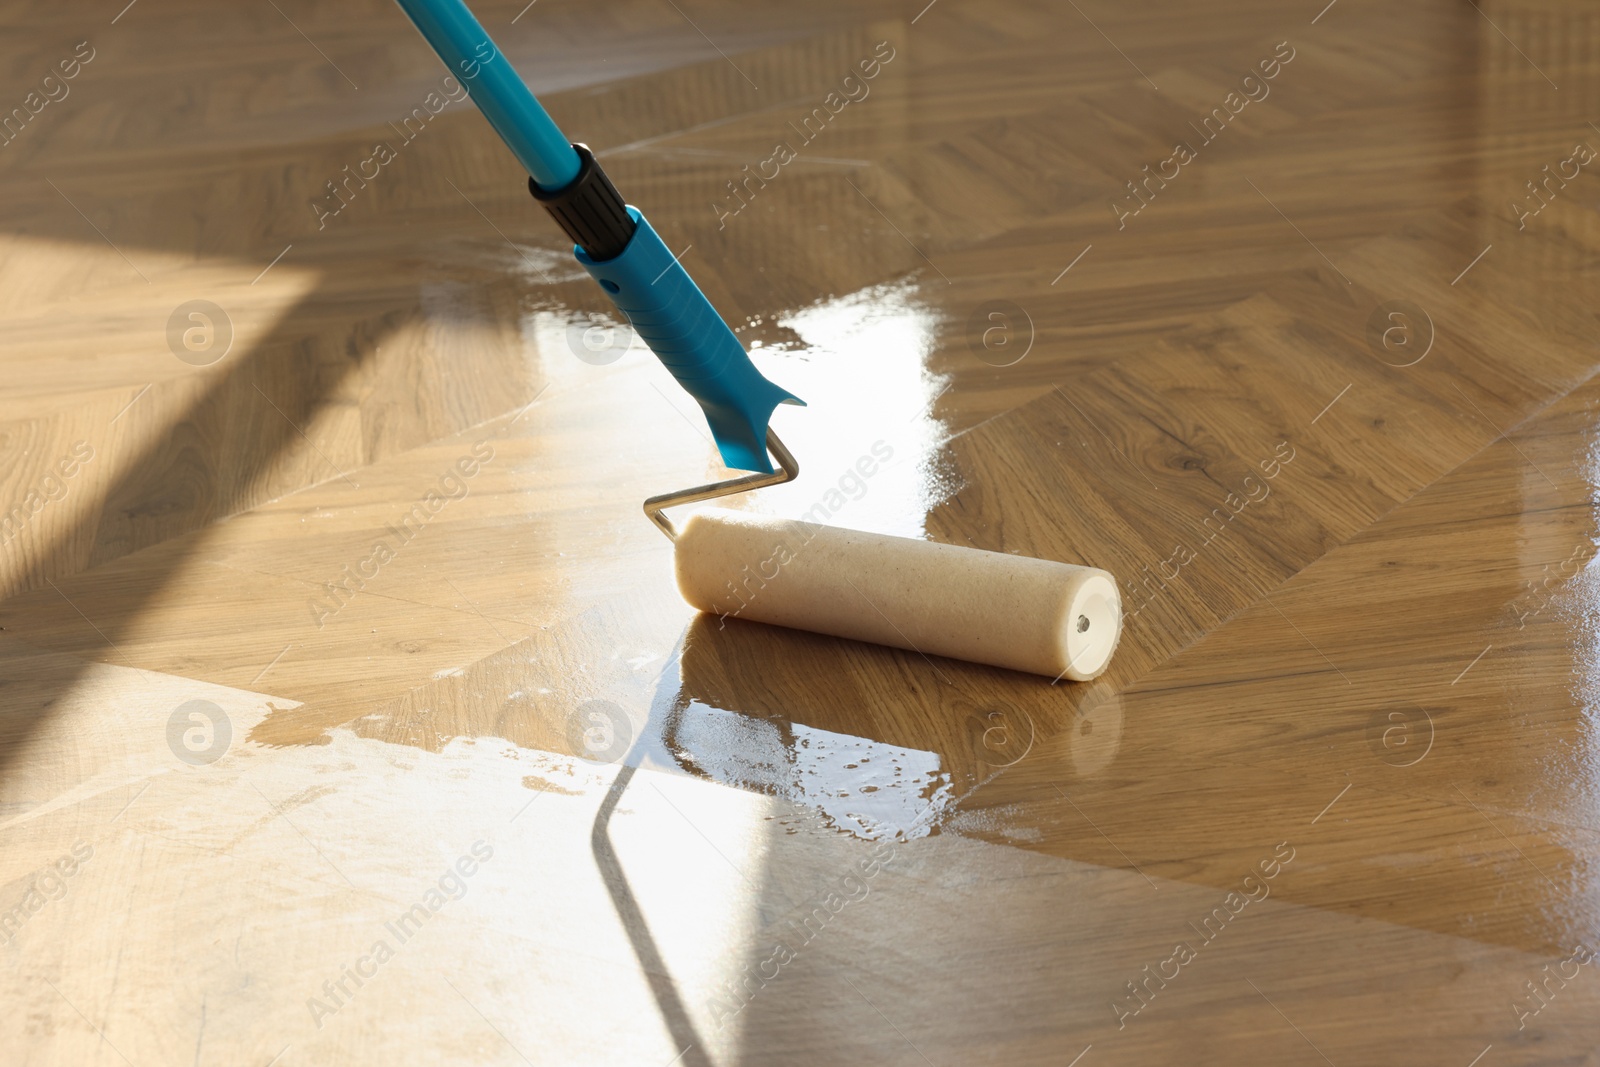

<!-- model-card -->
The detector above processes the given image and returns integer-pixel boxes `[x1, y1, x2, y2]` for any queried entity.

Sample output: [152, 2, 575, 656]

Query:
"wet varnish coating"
[1, 0, 1599, 1064]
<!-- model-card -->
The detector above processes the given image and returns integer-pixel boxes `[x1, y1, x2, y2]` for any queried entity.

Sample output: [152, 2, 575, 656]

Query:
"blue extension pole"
[390, 0, 801, 473]
[391, 0, 580, 190]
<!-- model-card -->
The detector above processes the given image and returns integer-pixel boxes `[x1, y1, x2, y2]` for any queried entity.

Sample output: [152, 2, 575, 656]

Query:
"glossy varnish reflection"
[2, 0, 1600, 1064]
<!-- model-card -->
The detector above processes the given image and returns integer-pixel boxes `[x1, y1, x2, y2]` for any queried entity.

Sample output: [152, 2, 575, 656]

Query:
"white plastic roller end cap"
[1061, 572, 1121, 681]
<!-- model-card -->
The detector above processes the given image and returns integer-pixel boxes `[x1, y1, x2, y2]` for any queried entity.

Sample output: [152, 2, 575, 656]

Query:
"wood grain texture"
[2, 0, 1600, 1063]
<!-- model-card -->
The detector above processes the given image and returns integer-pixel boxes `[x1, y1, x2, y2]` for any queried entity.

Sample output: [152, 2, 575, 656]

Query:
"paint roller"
[391, 0, 1122, 680]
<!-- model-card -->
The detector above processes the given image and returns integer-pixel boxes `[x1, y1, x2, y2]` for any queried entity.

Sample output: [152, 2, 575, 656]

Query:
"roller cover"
[675, 509, 1123, 680]
[575, 208, 801, 474]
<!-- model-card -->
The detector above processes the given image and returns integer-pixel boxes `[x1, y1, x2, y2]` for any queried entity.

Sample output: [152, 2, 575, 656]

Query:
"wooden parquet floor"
[2, 0, 1599, 1063]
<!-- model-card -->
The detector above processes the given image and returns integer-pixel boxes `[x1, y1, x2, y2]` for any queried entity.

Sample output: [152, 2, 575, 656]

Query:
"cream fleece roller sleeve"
[674, 508, 1122, 680]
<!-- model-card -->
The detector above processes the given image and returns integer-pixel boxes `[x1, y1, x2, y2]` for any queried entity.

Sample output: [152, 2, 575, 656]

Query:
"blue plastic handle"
[577, 208, 801, 472]
[392, 0, 801, 472]
[391, 0, 578, 189]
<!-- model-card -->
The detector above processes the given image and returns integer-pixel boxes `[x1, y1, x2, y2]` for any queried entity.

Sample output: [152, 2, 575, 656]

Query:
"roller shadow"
[588, 611, 1123, 1064]
[590, 758, 717, 1067]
